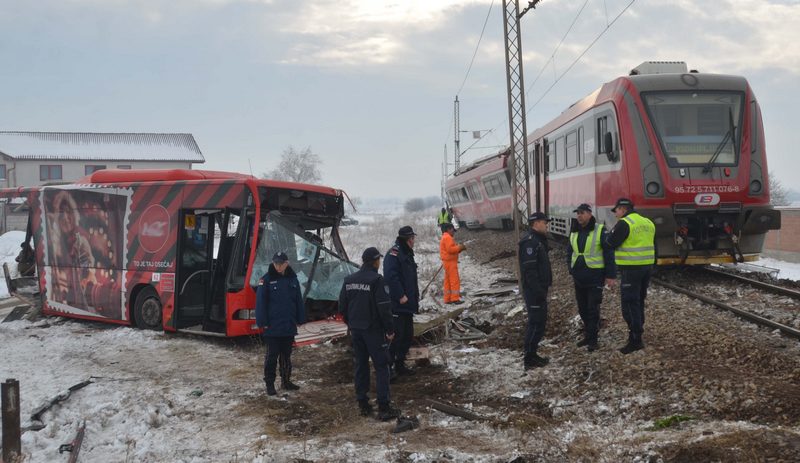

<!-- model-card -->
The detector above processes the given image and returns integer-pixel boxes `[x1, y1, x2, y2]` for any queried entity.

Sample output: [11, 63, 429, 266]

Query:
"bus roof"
[79, 169, 342, 197]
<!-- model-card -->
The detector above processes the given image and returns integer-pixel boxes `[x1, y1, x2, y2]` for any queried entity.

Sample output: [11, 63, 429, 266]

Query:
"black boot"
[395, 362, 416, 376]
[377, 402, 401, 421]
[619, 334, 644, 354]
[265, 382, 277, 396]
[279, 355, 300, 390]
[524, 353, 549, 370]
[358, 400, 373, 417]
[576, 338, 590, 347]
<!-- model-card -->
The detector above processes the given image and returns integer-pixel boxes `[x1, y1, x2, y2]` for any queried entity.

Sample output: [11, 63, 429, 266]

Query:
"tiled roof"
[0, 132, 205, 162]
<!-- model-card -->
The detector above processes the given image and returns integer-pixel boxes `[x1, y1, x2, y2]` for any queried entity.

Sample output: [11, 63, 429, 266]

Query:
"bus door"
[175, 209, 215, 329]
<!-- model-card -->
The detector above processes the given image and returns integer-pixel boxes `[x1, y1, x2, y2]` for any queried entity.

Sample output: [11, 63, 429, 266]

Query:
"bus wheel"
[134, 287, 163, 330]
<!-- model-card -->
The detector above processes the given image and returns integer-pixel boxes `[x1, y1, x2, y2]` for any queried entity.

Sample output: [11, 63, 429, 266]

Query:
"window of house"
[0, 164, 6, 180]
[85, 165, 107, 175]
[116, 165, 132, 169]
[40, 165, 63, 181]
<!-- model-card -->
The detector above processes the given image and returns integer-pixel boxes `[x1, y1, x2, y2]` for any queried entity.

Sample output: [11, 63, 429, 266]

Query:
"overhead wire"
[444, 1, 496, 148]
[525, 0, 638, 116]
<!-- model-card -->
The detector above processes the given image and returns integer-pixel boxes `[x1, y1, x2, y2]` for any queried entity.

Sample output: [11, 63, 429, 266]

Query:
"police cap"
[361, 247, 383, 263]
[611, 198, 634, 212]
[398, 225, 417, 237]
[573, 203, 592, 213]
[528, 212, 551, 223]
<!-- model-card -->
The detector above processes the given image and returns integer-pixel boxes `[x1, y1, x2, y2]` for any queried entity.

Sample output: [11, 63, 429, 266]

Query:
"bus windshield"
[249, 213, 358, 306]
[642, 91, 743, 168]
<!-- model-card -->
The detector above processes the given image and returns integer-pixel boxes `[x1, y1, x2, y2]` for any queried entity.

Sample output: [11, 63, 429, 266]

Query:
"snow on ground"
[0, 230, 27, 298]
[753, 256, 800, 281]
[3, 216, 800, 461]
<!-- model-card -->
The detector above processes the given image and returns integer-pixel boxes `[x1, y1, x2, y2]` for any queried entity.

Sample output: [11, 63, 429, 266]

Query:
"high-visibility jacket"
[438, 211, 451, 225]
[615, 212, 656, 266]
[570, 224, 605, 269]
[440, 233, 462, 263]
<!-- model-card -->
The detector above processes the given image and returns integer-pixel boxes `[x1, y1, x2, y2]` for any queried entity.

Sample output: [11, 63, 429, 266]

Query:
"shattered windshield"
[249, 213, 358, 301]
[642, 92, 743, 167]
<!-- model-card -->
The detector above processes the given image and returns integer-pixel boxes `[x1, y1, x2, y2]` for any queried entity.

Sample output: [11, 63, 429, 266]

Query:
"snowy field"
[2, 215, 800, 461]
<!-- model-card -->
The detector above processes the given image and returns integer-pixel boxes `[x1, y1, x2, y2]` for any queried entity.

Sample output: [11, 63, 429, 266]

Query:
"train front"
[627, 71, 780, 264]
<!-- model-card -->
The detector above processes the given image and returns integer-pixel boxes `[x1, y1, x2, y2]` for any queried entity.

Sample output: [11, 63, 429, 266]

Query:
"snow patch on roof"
[0, 132, 205, 162]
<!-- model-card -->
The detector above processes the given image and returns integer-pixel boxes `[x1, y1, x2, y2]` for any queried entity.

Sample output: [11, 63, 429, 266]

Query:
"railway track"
[653, 268, 800, 340]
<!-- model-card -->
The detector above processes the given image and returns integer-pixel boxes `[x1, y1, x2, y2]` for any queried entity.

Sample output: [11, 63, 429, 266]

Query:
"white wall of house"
[0, 158, 194, 188]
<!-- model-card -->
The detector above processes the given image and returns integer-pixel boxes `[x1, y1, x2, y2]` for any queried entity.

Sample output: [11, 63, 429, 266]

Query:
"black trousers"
[573, 278, 603, 342]
[523, 288, 548, 356]
[390, 313, 414, 366]
[352, 328, 391, 404]
[620, 266, 651, 342]
[263, 335, 294, 384]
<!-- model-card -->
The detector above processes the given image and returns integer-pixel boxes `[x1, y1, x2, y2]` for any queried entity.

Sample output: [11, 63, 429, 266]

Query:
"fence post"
[2, 378, 22, 463]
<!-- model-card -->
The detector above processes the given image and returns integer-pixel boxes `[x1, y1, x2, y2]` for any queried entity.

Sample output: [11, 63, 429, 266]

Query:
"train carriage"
[445, 149, 514, 230]
[445, 62, 781, 265]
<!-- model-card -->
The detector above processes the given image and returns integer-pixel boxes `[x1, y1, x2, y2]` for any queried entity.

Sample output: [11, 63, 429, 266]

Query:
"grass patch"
[650, 414, 694, 430]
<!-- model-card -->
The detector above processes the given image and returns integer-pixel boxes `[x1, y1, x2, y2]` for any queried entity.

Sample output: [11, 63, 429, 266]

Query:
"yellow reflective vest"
[438, 211, 451, 225]
[615, 212, 656, 266]
[570, 224, 605, 269]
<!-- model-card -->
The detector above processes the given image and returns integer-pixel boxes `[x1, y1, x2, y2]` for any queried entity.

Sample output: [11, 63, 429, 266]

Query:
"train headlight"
[646, 182, 661, 195]
[750, 179, 762, 194]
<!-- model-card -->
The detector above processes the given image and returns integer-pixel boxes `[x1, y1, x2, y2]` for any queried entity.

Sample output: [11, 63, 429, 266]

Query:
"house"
[0, 131, 205, 233]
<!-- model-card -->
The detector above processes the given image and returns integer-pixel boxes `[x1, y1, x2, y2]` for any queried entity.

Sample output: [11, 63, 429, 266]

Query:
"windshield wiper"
[702, 108, 736, 173]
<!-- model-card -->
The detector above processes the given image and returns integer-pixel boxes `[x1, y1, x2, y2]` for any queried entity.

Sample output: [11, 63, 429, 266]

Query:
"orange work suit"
[439, 232, 464, 303]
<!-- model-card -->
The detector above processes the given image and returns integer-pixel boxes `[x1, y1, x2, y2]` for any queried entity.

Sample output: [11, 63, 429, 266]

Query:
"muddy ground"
[234, 226, 800, 462]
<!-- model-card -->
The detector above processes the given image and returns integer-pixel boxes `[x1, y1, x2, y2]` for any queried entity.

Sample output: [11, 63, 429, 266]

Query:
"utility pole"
[502, 0, 541, 277]
[454, 96, 461, 172]
[442, 144, 448, 204]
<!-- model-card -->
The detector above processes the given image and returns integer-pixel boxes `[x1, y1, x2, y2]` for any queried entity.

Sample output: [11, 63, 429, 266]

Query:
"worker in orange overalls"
[439, 223, 466, 304]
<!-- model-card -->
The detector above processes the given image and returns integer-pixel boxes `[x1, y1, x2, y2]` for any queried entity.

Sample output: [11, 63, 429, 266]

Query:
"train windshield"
[642, 92, 743, 168]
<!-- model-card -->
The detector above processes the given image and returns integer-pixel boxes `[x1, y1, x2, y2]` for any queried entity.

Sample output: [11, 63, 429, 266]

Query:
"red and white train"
[446, 61, 781, 265]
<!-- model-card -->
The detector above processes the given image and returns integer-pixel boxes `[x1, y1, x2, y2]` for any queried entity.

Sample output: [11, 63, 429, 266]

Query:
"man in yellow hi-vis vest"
[567, 204, 616, 352]
[606, 198, 656, 354]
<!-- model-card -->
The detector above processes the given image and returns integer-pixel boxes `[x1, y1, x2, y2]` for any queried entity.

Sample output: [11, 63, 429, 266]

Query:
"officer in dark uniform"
[605, 198, 656, 354]
[383, 226, 420, 378]
[519, 212, 553, 369]
[566, 204, 616, 351]
[255, 251, 306, 396]
[338, 247, 401, 421]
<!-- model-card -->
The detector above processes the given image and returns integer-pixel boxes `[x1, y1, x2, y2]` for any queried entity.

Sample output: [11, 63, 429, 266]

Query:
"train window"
[597, 116, 608, 154]
[482, 174, 510, 198]
[566, 131, 577, 168]
[466, 182, 483, 201]
[578, 127, 584, 165]
[546, 141, 555, 173]
[750, 101, 758, 154]
[556, 137, 565, 171]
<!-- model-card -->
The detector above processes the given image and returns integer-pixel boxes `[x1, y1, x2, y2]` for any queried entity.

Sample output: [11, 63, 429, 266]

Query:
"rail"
[653, 278, 800, 340]
[701, 267, 800, 299]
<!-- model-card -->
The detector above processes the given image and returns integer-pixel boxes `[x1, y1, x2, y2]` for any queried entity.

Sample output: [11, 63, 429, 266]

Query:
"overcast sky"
[1, 0, 798, 199]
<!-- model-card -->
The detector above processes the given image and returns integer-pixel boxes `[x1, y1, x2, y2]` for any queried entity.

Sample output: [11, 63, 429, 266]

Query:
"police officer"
[605, 198, 656, 354]
[256, 251, 306, 396]
[338, 247, 401, 421]
[519, 212, 553, 369]
[567, 204, 616, 352]
[383, 225, 420, 378]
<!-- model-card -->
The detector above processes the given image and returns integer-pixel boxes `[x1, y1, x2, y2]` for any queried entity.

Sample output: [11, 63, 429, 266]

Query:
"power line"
[445, 1, 495, 148]
[526, 0, 637, 116]
[525, 0, 591, 96]
[456, 0, 496, 97]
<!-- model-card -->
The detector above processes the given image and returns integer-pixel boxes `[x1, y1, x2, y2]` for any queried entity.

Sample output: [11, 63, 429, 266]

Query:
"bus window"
[249, 213, 358, 320]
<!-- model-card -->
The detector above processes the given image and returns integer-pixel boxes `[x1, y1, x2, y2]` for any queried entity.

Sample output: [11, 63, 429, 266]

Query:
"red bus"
[1, 169, 357, 338]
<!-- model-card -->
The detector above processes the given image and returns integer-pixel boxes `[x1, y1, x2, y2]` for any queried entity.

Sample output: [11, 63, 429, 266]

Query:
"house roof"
[0, 132, 205, 162]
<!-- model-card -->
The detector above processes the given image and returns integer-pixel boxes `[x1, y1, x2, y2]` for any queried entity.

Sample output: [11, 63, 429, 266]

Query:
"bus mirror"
[604, 132, 617, 162]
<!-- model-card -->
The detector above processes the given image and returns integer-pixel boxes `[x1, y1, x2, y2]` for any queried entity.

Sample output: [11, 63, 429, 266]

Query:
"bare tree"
[769, 171, 790, 206]
[262, 146, 322, 184]
[404, 198, 426, 213]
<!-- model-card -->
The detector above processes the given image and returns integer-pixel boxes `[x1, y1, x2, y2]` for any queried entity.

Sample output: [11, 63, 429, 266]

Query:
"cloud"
[275, 0, 491, 67]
